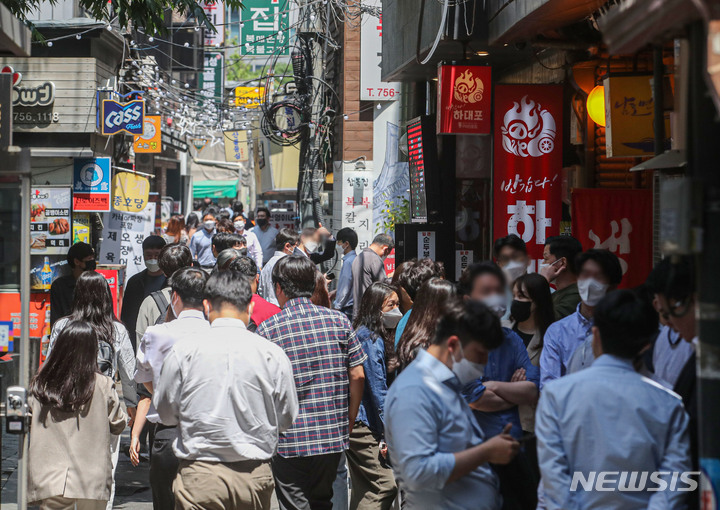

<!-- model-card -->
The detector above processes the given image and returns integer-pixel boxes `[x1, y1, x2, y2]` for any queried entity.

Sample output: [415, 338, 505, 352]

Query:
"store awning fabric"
[193, 179, 238, 198]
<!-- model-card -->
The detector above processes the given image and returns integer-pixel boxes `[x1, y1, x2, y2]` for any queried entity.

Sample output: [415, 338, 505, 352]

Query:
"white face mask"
[305, 241, 319, 253]
[204, 220, 216, 231]
[382, 307, 403, 329]
[503, 260, 526, 284]
[234, 221, 245, 232]
[482, 293, 507, 318]
[578, 277, 609, 307]
[145, 258, 160, 273]
[451, 343, 485, 386]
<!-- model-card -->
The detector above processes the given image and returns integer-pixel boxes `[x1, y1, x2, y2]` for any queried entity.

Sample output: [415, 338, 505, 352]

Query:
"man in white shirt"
[259, 228, 300, 306]
[154, 270, 299, 510]
[132, 267, 210, 510]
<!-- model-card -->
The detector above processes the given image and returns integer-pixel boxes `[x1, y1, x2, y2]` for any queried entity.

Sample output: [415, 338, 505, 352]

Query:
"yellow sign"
[113, 172, 150, 212]
[234, 86, 265, 108]
[72, 212, 90, 243]
[133, 115, 162, 153]
[224, 130, 249, 162]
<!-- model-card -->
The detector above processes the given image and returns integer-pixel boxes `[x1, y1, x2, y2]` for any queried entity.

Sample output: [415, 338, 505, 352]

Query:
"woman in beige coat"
[28, 320, 127, 510]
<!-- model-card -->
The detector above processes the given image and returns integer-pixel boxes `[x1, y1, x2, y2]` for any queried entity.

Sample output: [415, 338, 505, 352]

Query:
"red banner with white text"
[571, 189, 653, 289]
[493, 85, 563, 271]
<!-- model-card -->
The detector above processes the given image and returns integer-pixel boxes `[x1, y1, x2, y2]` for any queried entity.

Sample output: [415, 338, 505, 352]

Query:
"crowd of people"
[34, 204, 698, 510]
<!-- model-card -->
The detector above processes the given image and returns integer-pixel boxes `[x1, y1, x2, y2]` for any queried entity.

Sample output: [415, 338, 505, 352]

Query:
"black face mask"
[256, 218, 268, 227]
[83, 259, 97, 272]
[510, 299, 532, 323]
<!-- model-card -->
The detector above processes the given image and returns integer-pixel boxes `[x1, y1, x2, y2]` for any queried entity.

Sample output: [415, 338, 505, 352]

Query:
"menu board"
[407, 117, 427, 222]
[30, 187, 72, 255]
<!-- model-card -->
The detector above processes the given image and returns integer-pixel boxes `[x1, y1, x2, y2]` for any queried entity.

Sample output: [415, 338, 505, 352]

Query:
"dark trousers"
[149, 425, 179, 510]
[491, 449, 537, 510]
[272, 453, 342, 510]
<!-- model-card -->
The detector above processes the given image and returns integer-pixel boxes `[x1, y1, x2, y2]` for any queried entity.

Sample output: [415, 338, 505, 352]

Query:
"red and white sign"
[493, 85, 563, 271]
[437, 65, 491, 135]
[571, 189, 653, 289]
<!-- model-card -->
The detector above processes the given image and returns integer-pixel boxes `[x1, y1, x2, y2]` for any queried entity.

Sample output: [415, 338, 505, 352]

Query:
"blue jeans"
[331, 452, 349, 509]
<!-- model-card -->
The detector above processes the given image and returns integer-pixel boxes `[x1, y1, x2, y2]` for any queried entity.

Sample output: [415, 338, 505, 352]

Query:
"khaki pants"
[39, 497, 107, 510]
[345, 424, 397, 510]
[174, 459, 274, 510]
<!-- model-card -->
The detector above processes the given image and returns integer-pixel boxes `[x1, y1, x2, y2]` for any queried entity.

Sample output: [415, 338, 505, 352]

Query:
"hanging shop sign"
[99, 202, 156, 284]
[30, 187, 72, 255]
[417, 231, 436, 259]
[571, 189, 653, 289]
[133, 115, 162, 153]
[437, 65, 492, 135]
[1, 66, 55, 107]
[224, 130, 249, 162]
[493, 85, 563, 272]
[604, 75, 671, 157]
[161, 132, 188, 152]
[360, 0, 400, 101]
[234, 86, 265, 108]
[112, 172, 150, 213]
[101, 99, 144, 135]
[73, 157, 112, 212]
[199, 52, 224, 105]
[455, 250, 473, 281]
[240, 0, 289, 56]
[201, 0, 225, 47]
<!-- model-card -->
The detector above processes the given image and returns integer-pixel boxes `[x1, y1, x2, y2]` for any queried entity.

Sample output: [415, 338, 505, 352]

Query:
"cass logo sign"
[101, 99, 144, 135]
[501, 96, 556, 158]
[453, 69, 484, 104]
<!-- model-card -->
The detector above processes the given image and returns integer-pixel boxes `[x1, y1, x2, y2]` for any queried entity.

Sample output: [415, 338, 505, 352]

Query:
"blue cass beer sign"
[101, 99, 144, 135]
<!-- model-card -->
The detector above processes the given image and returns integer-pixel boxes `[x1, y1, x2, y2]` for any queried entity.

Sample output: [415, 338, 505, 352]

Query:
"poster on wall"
[98, 201, 156, 284]
[571, 189, 653, 289]
[493, 85, 563, 272]
[341, 171, 374, 250]
[30, 187, 72, 255]
[73, 157, 111, 212]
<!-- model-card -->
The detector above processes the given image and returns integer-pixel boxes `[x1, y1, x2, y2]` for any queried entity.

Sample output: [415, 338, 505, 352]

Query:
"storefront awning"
[192, 179, 238, 198]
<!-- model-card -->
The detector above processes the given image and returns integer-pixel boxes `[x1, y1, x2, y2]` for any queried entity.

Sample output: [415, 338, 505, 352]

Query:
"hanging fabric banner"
[493, 85, 563, 272]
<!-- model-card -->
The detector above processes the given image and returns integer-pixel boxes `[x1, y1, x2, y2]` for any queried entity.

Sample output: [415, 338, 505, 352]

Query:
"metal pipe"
[653, 46, 666, 156]
[18, 168, 31, 510]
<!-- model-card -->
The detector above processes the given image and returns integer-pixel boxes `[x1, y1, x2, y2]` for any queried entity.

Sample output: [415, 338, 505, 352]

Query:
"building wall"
[341, 20, 373, 161]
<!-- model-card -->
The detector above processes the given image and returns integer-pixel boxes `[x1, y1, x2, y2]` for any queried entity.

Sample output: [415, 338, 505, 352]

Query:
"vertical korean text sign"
[493, 85, 563, 271]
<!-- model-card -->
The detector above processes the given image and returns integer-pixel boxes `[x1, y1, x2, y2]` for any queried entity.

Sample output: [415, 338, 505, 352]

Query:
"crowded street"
[0, 0, 719, 509]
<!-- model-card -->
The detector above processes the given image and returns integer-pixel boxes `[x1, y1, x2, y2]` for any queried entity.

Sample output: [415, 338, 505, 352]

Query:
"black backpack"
[150, 290, 171, 325]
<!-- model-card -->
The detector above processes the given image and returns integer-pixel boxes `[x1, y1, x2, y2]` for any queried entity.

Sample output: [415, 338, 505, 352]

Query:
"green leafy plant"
[376, 195, 410, 235]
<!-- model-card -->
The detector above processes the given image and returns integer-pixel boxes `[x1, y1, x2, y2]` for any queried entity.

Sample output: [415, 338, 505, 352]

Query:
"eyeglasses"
[659, 297, 693, 320]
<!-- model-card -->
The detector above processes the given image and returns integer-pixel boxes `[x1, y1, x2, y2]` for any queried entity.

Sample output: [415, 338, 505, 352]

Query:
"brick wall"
[340, 20, 373, 161]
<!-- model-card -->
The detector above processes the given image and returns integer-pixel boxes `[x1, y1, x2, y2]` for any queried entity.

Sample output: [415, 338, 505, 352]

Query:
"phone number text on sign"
[364, 87, 399, 100]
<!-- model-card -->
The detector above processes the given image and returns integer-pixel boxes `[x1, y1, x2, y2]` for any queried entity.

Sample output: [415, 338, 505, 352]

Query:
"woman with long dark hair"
[163, 214, 188, 245]
[347, 282, 400, 509]
[29, 320, 127, 510]
[185, 212, 199, 242]
[311, 269, 332, 308]
[49, 271, 136, 510]
[396, 278, 457, 370]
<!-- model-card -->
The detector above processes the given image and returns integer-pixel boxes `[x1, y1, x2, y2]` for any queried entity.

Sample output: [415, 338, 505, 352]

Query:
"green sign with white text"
[240, 0, 290, 57]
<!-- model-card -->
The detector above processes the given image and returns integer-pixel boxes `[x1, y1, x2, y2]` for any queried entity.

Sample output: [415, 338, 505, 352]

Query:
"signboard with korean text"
[73, 157, 111, 212]
[112, 172, 150, 213]
[133, 115, 162, 153]
[99, 202, 157, 284]
[101, 99, 144, 135]
[417, 231, 436, 259]
[234, 86, 265, 108]
[270, 210, 296, 230]
[239, 0, 290, 57]
[604, 75, 671, 157]
[199, 52, 224, 106]
[201, 0, 225, 46]
[437, 65, 491, 135]
[360, 1, 400, 101]
[224, 130, 249, 162]
[493, 85, 563, 272]
[341, 170, 373, 250]
[30, 187, 71, 255]
[455, 250, 473, 281]
[571, 189, 653, 289]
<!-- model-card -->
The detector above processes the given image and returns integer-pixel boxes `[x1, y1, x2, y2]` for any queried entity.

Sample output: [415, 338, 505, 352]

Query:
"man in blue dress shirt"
[385, 300, 519, 510]
[536, 289, 692, 510]
[332, 227, 358, 320]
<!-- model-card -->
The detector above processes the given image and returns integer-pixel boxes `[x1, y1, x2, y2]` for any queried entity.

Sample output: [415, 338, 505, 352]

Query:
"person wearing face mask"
[539, 236, 584, 320]
[121, 235, 168, 350]
[189, 212, 218, 270]
[233, 214, 263, 270]
[130, 267, 210, 510]
[346, 283, 401, 510]
[539, 249, 622, 389]
[50, 241, 97, 327]
[258, 228, 300, 306]
[457, 262, 540, 510]
[385, 299, 519, 510]
[249, 206, 279, 265]
[332, 227, 359, 320]
[351, 233, 395, 319]
[295, 225, 337, 264]
[493, 235, 530, 320]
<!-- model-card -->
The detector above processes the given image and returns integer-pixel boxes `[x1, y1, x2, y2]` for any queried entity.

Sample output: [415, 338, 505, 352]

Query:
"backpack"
[151, 290, 171, 325]
[97, 339, 115, 377]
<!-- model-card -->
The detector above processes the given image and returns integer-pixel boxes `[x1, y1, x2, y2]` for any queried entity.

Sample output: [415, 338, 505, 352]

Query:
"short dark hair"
[202, 210, 217, 221]
[66, 242, 94, 267]
[169, 267, 208, 308]
[231, 200, 244, 215]
[213, 232, 245, 252]
[275, 228, 300, 250]
[372, 233, 394, 251]
[457, 262, 506, 297]
[216, 248, 244, 271]
[336, 227, 358, 250]
[142, 235, 166, 251]
[204, 270, 253, 312]
[272, 256, 316, 299]
[594, 289, 658, 358]
[493, 234, 527, 259]
[228, 256, 257, 279]
[256, 206, 270, 217]
[158, 243, 193, 278]
[433, 299, 504, 350]
[545, 236, 584, 274]
[216, 217, 233, 230]
[576, 249, 623, 286]
[398, 258, 445, 301]
[645, 256, 695, 302]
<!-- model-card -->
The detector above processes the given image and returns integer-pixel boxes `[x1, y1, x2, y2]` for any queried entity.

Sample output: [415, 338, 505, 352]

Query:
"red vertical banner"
[437, 65, 492, 135]
[493, 85, 564, 271]
[571, 189, 653, 289]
